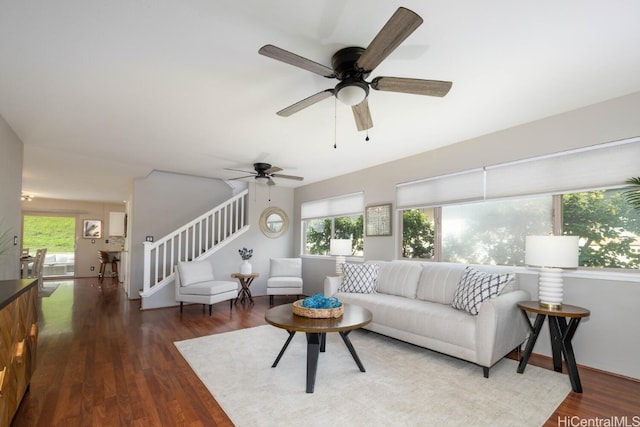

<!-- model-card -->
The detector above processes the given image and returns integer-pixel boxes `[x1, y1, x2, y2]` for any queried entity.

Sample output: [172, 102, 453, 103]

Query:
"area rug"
[175, 325, 570, 427]
[38, 280, 63, 297]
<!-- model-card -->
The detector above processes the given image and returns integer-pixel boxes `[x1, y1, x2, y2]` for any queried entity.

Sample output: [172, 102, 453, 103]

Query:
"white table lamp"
[330, 239, 352, 275]
[525, 235, 579, 308]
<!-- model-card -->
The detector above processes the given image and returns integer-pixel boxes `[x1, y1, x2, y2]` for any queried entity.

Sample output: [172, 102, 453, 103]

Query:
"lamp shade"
[330, 239, 352, 256]
[525, 235, 579, 268]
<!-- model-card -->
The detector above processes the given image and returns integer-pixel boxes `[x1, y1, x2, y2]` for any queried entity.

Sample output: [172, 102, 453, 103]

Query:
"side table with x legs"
[517, 300, 590, 393]
[231, 272, 259, 305]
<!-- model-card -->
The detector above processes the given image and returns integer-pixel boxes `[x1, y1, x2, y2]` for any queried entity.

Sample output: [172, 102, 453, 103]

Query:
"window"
[399, 190, 640, 269]
[396, 137, 640, 270]
[563, 189, 640, 269]
[23, 215, 76, 276]
[441, 197, 552, 265]
[301, 193, 364, 256]
[303, 214, 363, 256]
[401, 208, 435, 259]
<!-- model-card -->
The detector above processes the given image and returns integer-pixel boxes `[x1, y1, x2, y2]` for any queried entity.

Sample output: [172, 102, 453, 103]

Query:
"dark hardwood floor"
[12, 278, 640, 426]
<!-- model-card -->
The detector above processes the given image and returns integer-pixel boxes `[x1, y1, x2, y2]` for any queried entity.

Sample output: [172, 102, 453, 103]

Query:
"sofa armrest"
[475, 289, 530, 367]
[323, 276, 342, 296]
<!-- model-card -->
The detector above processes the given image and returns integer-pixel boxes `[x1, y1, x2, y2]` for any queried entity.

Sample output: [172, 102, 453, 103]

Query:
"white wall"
[129, 171, 296, 298]
[22, 198, 126, 277]
[130, 170, 237, 296]
[205, 184, 296, 297]
[0, 114, 23, 280]
[293, 91, 640, 379]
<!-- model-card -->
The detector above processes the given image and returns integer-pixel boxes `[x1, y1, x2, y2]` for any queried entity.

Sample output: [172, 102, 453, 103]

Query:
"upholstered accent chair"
[175, 261, 238, 315]
[266, 258, 303, 305]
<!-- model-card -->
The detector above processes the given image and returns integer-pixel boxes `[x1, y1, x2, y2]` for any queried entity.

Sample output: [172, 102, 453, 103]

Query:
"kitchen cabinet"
[0, 279, 38, 426]
[109, 212, 126, 237]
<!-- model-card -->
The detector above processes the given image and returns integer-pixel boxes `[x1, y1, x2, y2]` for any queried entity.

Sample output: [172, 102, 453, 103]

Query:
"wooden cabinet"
[108, 212, 126, 237]
[0, 279, 38, 427]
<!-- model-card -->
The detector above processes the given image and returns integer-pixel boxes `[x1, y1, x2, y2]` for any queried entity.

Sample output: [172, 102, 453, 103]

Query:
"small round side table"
[516, 300, 590, 393]
[231, 272, 259, 305]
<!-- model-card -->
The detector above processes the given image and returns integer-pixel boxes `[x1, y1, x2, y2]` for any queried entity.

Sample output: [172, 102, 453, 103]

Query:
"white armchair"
[266, 258, 303, 305]
[175, 261, 238, 315]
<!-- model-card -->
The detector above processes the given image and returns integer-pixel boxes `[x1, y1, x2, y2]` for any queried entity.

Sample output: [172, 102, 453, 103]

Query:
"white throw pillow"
[451, 266, 513, 315]
[338, 263, 379, 294]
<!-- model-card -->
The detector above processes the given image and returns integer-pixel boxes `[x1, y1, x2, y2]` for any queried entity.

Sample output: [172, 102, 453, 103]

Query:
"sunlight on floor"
[39, 280, 74, 335]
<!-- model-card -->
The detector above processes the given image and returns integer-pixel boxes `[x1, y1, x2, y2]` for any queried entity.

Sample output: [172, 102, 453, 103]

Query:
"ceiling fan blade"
[265, 166, 283, 174]
[224, 167, 257, 175]
[229, 175, 256, 181]
[271, 173, 304, 181]
[371, 76, 452, 97]
[352, 99, 373, 131]
[356, 7, 423, 73]
[267, 177, 276, 186]
[259, 44, 336, 78]
[277, 89, 334, 117]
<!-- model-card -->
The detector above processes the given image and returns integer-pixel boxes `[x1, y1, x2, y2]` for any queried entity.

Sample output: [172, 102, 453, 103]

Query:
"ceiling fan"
[226, 163, 304, 186]
[259, 7, 452, 132]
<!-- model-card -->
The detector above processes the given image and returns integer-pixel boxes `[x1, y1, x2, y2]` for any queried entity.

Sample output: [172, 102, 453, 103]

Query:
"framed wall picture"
[366, 203, 392, 236]
[83, 219, 102, 238]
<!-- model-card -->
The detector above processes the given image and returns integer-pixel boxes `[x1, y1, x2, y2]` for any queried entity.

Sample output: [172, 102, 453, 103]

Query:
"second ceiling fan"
[259, 7, 452, 132]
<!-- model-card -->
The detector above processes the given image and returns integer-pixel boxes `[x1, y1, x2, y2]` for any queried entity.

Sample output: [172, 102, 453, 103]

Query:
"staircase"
[139, 189, 249, 305]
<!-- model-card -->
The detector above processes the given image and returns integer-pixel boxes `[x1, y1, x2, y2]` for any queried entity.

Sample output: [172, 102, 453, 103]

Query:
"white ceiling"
[2, 0, 640, 203]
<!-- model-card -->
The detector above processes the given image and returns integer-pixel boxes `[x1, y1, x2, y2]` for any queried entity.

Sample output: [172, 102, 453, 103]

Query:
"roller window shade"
[395, 137, 639, 209]
[485, 138, 640, 198]
[301, 192, 364, 219]
[396, 169, 485, 209]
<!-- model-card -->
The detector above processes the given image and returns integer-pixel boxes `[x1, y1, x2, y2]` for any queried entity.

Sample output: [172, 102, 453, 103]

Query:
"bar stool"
[98, 251, 119, 281]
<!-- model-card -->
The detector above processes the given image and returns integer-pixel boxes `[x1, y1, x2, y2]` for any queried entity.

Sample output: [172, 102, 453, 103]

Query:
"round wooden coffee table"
[265, 303, 372, 393]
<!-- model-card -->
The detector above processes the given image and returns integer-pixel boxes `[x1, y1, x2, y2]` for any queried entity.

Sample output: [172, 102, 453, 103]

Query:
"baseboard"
[507, 350, 640, 383]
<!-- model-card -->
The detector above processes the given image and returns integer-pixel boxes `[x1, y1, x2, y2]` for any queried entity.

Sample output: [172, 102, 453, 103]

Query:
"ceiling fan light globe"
[336, 84, 368, 106]
[255, 176, 270, 185]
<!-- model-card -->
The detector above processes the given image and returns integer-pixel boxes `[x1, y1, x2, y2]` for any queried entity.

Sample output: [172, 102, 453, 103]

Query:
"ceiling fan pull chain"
[365, 130, 370, 142]
[333, 96, 338, 149]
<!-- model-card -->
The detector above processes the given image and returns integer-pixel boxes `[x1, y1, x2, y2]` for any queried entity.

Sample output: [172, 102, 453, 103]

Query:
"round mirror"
[259, 207, 289, 238]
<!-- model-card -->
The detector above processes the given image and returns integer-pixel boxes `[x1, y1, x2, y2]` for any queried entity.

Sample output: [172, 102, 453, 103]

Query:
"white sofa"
[324, 261, 530, 377]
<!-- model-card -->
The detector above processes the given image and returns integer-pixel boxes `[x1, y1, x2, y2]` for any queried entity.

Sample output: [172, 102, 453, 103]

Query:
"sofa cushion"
[451, 267, 514, 315]
[416, 263, 466, 305]
[376, 261, 422, 298]
[178, 261, 214, 286]
[336, 291, 477, 351]
[339, 263, 379, 293]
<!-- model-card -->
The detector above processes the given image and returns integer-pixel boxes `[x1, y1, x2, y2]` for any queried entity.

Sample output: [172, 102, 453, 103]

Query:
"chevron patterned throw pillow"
[451, 266, 513, 315]
[338, 263, 379, 294]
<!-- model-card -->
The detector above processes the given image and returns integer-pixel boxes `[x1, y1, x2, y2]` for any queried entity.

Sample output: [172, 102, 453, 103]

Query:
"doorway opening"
[23, 215, 76, 277]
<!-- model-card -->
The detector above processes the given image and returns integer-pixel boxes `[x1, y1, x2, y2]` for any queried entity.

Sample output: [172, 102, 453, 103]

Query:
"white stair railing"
[141, 189, 249, 295]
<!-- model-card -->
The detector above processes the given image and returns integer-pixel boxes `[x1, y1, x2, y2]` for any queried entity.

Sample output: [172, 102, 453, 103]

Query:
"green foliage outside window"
[623, 177, 640, 212]
[441, 197, 552, 265]
[23, 216, 75, 253]
[305, 218, 331, 255]
[402, 209, 434, 259]
[304, 215, 363, 255]
[563, 190, 640, 269]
